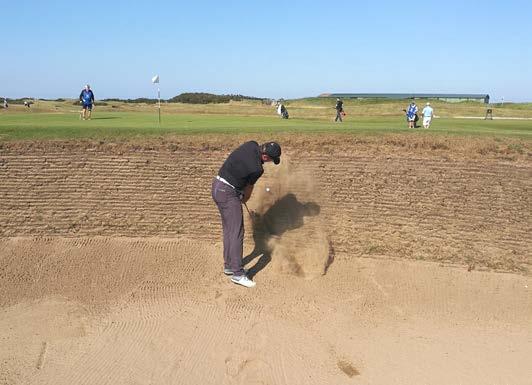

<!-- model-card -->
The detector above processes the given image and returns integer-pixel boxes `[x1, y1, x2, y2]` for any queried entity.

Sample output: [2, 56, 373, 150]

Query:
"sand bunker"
[1, 237, 531, 385]
[1, 136, 531, 384]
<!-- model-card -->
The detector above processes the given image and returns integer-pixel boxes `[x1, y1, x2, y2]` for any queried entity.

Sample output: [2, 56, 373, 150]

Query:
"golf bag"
[280, 104, 289, 119]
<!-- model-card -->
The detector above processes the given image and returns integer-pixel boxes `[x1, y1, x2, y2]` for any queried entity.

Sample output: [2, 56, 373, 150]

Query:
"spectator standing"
[422, 103, 434, 128]
[335, 98, 344, 122]
[79, 84, 95, 120]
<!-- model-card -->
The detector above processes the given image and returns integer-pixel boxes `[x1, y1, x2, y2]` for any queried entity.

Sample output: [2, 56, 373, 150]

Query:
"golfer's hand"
[242, 184, 254, 203]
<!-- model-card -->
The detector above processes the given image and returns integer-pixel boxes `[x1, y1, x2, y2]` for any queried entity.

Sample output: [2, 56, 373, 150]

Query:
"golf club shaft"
[243, 202, 253, 218]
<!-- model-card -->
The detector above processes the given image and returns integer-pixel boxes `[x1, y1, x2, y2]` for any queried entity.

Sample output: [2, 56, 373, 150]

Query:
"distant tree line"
[2, 98, 68, 105]
[3, 94, 267, 106]
[168, 93, 265, 104]
[101, 98, 159, 104]
[3, 97, 38, 104]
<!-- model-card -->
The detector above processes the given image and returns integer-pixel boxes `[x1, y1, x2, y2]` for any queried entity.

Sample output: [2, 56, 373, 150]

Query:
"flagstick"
[157, 87, 161, 125]
[152, 75, 161, 126]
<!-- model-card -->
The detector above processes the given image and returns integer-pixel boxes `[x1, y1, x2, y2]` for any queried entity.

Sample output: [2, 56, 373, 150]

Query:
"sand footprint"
[225, 354, 272, 385]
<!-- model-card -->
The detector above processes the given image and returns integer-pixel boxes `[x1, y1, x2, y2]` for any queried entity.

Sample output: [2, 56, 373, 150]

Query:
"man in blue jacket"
[79, 84, 95, 120]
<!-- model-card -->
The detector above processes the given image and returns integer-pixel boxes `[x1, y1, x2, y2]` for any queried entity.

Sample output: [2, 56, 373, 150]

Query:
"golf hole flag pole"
[152, 75, 161, 124]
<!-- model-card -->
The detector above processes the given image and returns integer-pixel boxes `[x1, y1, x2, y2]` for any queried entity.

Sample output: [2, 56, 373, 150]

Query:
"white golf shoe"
[231, 275, 256, 288]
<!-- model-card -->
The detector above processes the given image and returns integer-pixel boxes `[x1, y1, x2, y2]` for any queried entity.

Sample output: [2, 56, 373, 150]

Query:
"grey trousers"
[211, 178, 245, 275]
[335, 110, 343, 122]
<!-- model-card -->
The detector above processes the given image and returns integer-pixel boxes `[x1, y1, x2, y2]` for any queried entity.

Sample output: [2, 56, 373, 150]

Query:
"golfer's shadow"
[243, 193, 320, 279]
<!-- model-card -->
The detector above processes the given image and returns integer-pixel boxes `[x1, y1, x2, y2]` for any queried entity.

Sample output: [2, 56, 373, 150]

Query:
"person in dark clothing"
[280, 104, 289, 119]
[211, 141, 282, 288]
[335, 98, 344, 122]
[79, 84, 95, 120]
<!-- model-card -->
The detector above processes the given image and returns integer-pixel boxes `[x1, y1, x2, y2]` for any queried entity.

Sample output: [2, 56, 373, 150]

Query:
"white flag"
[151, 75, 160, 84]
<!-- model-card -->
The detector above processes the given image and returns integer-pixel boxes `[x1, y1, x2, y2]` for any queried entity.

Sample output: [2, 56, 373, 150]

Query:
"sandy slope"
[1, 136, 530, 273]
[1, 237, 531, 385]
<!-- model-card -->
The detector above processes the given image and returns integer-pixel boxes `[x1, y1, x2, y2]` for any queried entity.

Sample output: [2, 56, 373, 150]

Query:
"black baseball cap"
[262, 141, 281, 165]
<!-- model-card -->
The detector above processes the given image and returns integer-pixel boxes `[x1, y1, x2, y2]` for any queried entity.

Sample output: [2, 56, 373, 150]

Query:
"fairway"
[1, 110, 531, 140]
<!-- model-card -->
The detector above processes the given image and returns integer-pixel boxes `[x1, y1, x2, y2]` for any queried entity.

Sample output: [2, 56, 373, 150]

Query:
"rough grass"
[287, 98, 532, 119]
[3, 98, 532, 118]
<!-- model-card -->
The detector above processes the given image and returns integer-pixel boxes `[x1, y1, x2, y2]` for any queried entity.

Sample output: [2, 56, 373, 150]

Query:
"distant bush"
[168, 92, 264, 104]
[39, 98, 66, 102]
[5, 98, 34, 105]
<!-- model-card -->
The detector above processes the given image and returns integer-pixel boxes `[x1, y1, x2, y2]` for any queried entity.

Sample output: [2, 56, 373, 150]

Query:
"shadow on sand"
[243, 193, 320, 279]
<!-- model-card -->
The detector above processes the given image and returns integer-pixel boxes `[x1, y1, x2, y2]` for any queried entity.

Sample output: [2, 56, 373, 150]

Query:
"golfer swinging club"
[212, 141, 282, 288]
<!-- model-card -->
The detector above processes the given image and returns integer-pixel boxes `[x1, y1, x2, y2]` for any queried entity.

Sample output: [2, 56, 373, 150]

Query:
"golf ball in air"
[266, 187, 270, 192]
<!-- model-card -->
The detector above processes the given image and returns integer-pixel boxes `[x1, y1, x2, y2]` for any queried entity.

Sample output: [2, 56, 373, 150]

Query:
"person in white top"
[422, 102, 434, 129]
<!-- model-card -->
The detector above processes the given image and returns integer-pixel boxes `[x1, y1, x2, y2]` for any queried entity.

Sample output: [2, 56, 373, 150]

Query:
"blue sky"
[1, 0, 531, 101]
